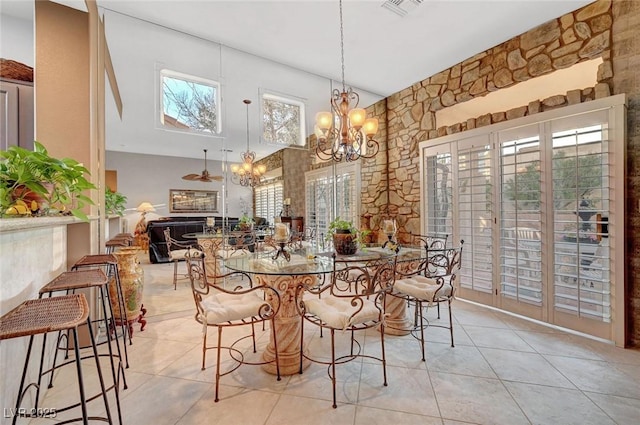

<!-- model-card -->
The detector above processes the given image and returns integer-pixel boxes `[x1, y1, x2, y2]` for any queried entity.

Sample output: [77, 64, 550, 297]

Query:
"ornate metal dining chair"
[163, 228, 200, 290]
[410, 232, 449, 249]
[184, 250, 281, 402]
[218, 230, 256, 258]
[295, 255, 396, 408]
[389, 242, 464, 360]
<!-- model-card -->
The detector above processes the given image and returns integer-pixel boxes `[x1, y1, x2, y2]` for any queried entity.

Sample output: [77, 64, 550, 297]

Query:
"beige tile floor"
[25, 255, 640, 425]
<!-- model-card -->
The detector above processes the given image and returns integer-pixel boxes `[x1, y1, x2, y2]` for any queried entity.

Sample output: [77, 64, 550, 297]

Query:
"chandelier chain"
[339, 0, 345, 91]
[245, 101, 250, 151]
[230, 99, 265, 187]
[313, 0, 380, 163]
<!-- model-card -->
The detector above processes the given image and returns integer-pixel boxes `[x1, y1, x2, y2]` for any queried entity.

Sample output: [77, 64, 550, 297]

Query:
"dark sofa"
[147, 216, 241, 263]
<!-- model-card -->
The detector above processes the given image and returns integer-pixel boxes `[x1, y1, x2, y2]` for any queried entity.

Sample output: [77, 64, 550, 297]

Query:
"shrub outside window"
[261, 92, 305, 146]
[159, 69, 220, 134]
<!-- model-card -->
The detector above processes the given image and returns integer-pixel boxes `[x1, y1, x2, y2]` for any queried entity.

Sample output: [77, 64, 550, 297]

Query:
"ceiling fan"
[181, 149, 223, 182]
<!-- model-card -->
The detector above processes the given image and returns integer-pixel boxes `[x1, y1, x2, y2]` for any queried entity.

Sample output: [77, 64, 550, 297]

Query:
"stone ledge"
[0, 216, 95, 233]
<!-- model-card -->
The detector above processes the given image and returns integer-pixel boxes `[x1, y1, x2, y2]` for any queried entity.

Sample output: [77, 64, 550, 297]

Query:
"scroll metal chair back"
[184, 250, 281, 402]
[163, 228, 200, 290]
[295, 255, 396, 408]
[411, 232, 449, 250]
[395, 232, 450, 291]
[220, 230, 257, 258]
[390, 241, 463, 361]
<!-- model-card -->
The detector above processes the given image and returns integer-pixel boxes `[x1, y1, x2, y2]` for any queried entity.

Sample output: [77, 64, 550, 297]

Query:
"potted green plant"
[325, 217, 368, 255]
[105, 187, 127, 217]
[0, 141, 95, 220]
[236, 214, 255, 231]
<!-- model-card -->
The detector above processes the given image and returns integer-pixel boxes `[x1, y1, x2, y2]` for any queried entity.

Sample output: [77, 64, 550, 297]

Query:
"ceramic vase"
[333, 230, 357, 255]
[111, 247, 144, 321]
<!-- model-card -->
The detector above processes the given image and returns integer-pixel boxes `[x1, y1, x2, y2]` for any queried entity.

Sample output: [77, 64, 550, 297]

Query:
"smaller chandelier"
[314, 0, 379, 163]
[230, 99, 267, 187]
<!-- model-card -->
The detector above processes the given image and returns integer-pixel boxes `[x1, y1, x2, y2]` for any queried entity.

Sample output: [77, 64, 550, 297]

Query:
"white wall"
[0, 13, 34, 67]
[102, 9, 382, 161]
[106, 151, 253, 233]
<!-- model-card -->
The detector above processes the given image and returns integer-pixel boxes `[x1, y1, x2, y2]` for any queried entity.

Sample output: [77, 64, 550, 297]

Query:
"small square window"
[159, 69, 221, 134]
[261, 91, 306, 146]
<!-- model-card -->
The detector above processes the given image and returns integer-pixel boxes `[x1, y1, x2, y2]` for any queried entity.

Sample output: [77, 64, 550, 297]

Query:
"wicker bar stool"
[39, 269, 125, 425]
[106, 234, 134, 253]
[71, 254, 131, 366]
[105, 239, 128, 254]
[0, 294, 113, 425]
[105, 239, 127, 252]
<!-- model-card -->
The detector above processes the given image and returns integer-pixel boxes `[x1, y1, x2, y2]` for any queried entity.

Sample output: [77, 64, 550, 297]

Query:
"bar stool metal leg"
[38, 270, 126, 424]
[71, 255, 131, 367]
[1, 295, 115, 425]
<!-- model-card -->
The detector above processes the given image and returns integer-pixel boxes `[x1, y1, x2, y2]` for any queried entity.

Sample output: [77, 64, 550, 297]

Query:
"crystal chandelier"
[230, 99, 266, 187]
[314, 0, 379, 163]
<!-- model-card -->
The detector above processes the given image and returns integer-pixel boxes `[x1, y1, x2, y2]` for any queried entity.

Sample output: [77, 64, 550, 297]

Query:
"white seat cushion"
[200, 291, 267, 324]
[394, 276, 452, 302]
[305, 296, 380, 331]
[168, 249, 189, 261]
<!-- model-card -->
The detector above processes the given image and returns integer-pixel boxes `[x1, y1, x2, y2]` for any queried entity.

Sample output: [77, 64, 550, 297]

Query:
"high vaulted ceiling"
[96, 0, 592, 97]
[1, 0, 594, 160]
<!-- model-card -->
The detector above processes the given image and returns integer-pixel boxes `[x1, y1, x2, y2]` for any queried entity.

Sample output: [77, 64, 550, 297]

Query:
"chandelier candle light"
[314, 0, 379, 163]
[231, 99, 267, 187]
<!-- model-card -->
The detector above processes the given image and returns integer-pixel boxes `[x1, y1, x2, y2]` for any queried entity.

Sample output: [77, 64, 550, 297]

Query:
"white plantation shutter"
[458, 140, 494, 294]
[550, 112, 611, 322]
[424, 151, 454, 236]
[306, 163, 360, 240]
[255, 181, 283, 225]
[419, 96, 625, 344]
[499, 126, 543, 304]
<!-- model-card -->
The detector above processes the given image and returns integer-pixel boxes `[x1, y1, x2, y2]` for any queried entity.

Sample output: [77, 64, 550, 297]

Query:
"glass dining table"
[223, 245, 426, 375]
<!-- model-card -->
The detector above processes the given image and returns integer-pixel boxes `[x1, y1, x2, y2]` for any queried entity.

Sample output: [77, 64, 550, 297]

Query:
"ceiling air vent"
[381, 0, 423, 17]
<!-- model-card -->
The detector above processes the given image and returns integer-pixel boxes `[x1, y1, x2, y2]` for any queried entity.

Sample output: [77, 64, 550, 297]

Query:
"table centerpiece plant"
[325, 217, 369, 255]
[236, 214, 255, 231]
[0, 141, 95, 220]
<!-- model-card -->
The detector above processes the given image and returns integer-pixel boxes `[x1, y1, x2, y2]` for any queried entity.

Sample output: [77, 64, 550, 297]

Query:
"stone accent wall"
[256, 148, 283, 171]
[360, 100, 389, 242]
[283, 148, 311, 218]
[374, 0, 614, 244]
[611, 0, 640, 346]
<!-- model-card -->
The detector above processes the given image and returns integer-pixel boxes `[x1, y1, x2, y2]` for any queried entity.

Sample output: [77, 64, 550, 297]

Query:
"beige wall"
[35, 1, 89, 162]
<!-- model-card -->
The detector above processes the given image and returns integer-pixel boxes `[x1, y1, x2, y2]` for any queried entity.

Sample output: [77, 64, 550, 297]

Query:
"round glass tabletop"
[223, 245, 425, 276]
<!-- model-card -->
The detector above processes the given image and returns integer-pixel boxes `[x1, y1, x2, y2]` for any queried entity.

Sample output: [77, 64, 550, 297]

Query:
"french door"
[420, 96, 626, 344]
[305, 163, 360, 243]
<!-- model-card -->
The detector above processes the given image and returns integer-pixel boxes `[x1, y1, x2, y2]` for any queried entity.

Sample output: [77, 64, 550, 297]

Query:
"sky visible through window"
[161, 72, 218, 133]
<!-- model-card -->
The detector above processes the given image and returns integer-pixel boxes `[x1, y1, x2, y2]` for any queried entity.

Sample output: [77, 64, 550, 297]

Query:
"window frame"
[158, 68, 221, 135]
[260, 90, 306, 147]
[419, 94, 626, 346]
